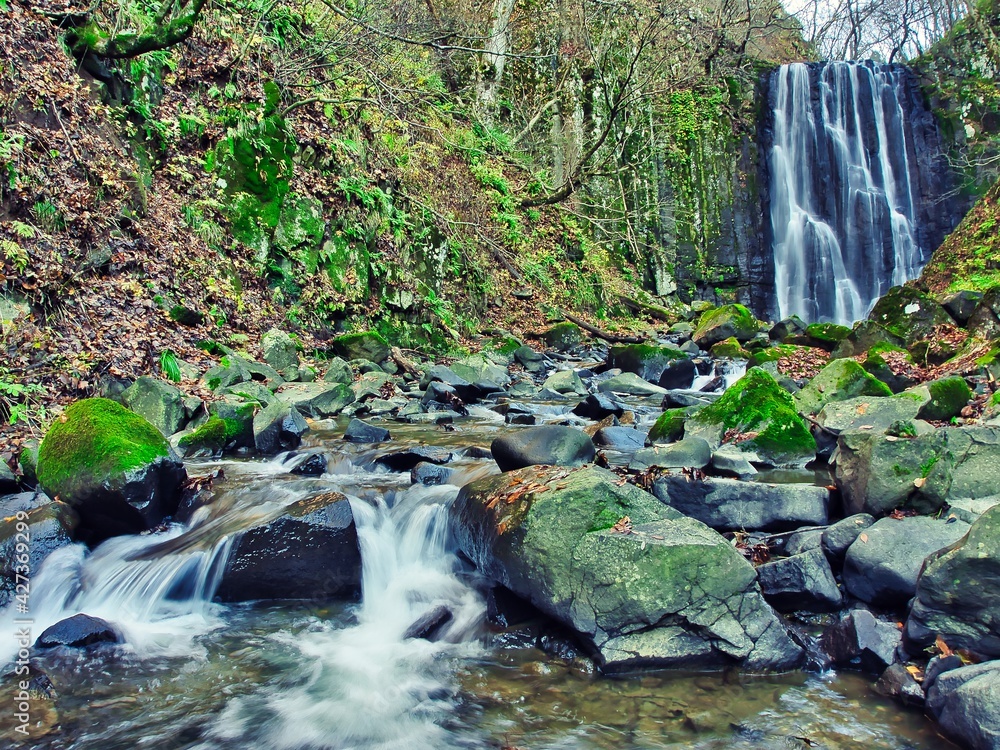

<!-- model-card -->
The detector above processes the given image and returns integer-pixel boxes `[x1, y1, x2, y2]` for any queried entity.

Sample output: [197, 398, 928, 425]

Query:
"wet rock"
[330, 331, 389, 363]
[35, 398, 186, 544]
[692, 304, 759, 348]
[275, 382, 356, 418]
[875, 664, 925, 707]
[793, 359, 892, 416]
[207, 397, 257, 449]
[820, 609, 901, 672]
[572, 393, 626, 420]
[907, 505, 1000, 658]
[925, 654, 965, 690]
[0, 494, 77, 608]
[375, 446, 453, 472]
[404, 605, 453, 640]
[926, 661, 1000, 750]
[410, 462, 454, 486]
[842, 516, 970, 607]
[782, 527, 824, 556]
[542, 322, 583, 351]
[592, 427, 646, 453]
[652, 476, 829, 532]
[17, 440, 39, 486]
[452, 465, 802, 671]
[217, 491, 361, 601]
[35, 614, 121, 649]
[769, 316, 807, 341]
[261, 327, 299, 379]
[542, 370, 587, 396]
[289, 453, 328, 476]
[121, 376, 187, 436]
[0, 461, 17, 493]
[321, 357, 354, 385]
[449, 354, 509, 387]
[646, 408, 690, 444]
[658, 358, 697, 390]
[630, 437, 712, 471]
[867, 286, 955, 345]
[756, 548, 842, 613]
[608, 344, 687, 383]
[821, 513, 874, 563]
[709, 445, 758, 478]
[597, 372, 668, 397]
[513, 345, 547, 374]
[202, 355, 285, 392]
[661, 390, 719, 408]
[343, 418, 391, 443]
[491, 426, 595, 472]
[253, 402, 309, 453]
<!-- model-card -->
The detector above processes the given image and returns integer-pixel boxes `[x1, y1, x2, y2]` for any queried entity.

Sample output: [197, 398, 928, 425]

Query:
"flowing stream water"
[2, 400, 955, 749]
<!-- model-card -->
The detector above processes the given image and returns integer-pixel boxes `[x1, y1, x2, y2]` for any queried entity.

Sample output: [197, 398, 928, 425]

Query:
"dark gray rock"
[820, 609, 902, 672]
[0, 495, 77, 608]
[35, 614, 121, 649]
[0, 460, 18, 493]
[410, 462, 455, 486]
[942, 290, 983, 326]
[122, 376, 187, 436]
[658, 358, 697, 390]
[927, 661, 1000, 750]
[661, 390, 720, 408]
[925, 654, 965, 691]
[630, 437, 712, 471]
[216, 491, 361, 601]
[769, 317, 807, 341]
[821, 513, 875, 564]
[343, 418, 391, 443]
[572, 393, 626, 420]
[275, 382, 356, 418]
[542, 370, 587, 396]
[491, 426, 595, 472]
[592, 427, 646, 453]
[375, 446, 454, 472]
[253, 402, 309, 453]
[843, 516, 970, 607]
[875, 663, 925, 707]
[404, 605, 453, 641]
[783, 528, 824, 556]
[289, 453, 328, 476]
[709, 445, 758, 478]
[598, 372, 668, 397]
[513, 345, 547, 374]
[652, 476, 829, 532]
[756, 548, 842, 612]
[321, 357, 354, 385]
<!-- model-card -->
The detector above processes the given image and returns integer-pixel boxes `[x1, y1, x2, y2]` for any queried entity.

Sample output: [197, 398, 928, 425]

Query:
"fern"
[160, 349, 182, 382]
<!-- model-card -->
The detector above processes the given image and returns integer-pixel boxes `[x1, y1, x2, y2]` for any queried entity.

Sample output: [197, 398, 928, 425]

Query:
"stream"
[1, 386, 955, 749]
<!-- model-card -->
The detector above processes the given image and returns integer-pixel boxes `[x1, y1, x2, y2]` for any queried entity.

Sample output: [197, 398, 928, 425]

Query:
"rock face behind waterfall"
[754, 61, 963, 323]
[452, 465, 803, 672]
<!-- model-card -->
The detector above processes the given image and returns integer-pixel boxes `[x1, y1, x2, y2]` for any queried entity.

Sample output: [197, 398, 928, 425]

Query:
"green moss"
[921, 376, 974, 420]
[36, 398, 170, 501]
[694, 368, 815, 459]
[749, 344, 822, 367]
[710, 337, 749, 359]
[177, 416, 242, 453]
[648, 408, 688, 443]
[794, 359, 893, 415]
[542, 322, 583, 351]
[805, 323, 851, 344]
[694, 303, 757, 341]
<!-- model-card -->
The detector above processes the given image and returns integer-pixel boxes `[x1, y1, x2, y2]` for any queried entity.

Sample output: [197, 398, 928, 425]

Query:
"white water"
[769, 62, 923, 325]
[204, 468, 490, 750]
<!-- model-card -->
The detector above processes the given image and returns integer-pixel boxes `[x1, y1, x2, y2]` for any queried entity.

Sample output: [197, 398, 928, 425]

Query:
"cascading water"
[767, 61, 927, 325]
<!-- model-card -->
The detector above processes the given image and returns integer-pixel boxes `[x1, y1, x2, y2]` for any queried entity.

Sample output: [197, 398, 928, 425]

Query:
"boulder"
[275, 382, 355, 418]
[35, 614, 121, 649]
[450, 354, 509, 386]
[289, 453, 328, 476]
[207, 397, 257, 449]
[216, 491, 361, 601]
[941, 290, 983, 326]
[867, 286, 955, 345]
[491, 426, 595, 472]
[343, 418, 391, 443]
[842, 516, 970, 607]
[769, 316, 808, 341]
[597, 372, 668, 397]
[202, 355, 284, 392]
[709, 445, 758, 478]
[607, 344, 687, 383]
[121, 376, 187, 436]
[0, 494, 76, 608]
[966, 287, 1000, 339]
[630, 437, 712, 471]
[17, 440, 39, 485]
[907, 505, 1000, 658]
[692, 304, 759, 348]
[658, 358, 697, 390]
[592, 427, 646, 453]
[685, 368, 816, 467]
[261, 327, 299, 378]
[820, 609, 902, 672]
[374, 446, 453, 472]
[542, 370, 587, 396]
[875, 663, 925, 707]
[926, 661, 1000, 750]
[834, 426, 1000, 517]
[793, 359, 892, 416]
[321, 357, 354, 385]
[914, 376, 973, 421]
[330, 331, 390, 363]
[816, 393, 928, 435]
[710, 337, 750, 359]
[821, 513, 875, 563]
[652, 476, 829, 532]
[755, 548, 842, 612]
[572, 393, 626, 420]
[410, 462, 455, 486]
[646, 408, 689, 444]
[253, 402, 309, 453]
[830, 320, 907, 359]
[452, 465, 803, 671]
[0, 460, 17, 493]
[176, 415, 247, 456]
[35, 398, 186, 544]
[541, 322, 583, 351]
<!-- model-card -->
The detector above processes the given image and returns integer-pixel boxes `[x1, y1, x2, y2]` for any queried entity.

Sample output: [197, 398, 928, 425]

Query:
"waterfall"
[767, 61, 926, 325]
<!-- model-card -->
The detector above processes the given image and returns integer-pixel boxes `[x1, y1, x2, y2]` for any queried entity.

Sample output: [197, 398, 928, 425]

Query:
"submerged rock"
[452, 465, 803, 672]
[35, 398, 186, 544]
[216, 491, 361, 601]
[491, 426, 595, 472]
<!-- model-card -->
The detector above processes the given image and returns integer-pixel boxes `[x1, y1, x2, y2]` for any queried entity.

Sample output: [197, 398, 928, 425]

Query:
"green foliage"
[159, 349, 182, 382]
[31, 200, 65, 232]
[0, 368, 47, 429]
[1, 239, 28, 273]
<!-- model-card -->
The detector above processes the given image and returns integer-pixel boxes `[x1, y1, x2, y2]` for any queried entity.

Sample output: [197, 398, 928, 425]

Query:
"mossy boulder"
[914, 376, 973, 421]
[450, 353, 509, 385]
[261, 327, 299, 379]
[541, 321, 583, 351]
[802, 322, 851, 350]
[692, 304, 759, 348]
[451, 465, 803, 671]
[202, 355, 284, 392]
[273, 193, 325, 274]
[794, 359, 893, 416]
[831, 320, 907, 359]
[647, 408, 689, 444]
[709, 337, 750, 359]
[207, 397, 258, 448]
[17, 440, 40, 485]
[35, 398, 186, 544]
[868, 286, 954, 345]
[330, 331, 389, 363]
[608, 344, 687, 382]
[749, 344, 823, 368]
[859, 343, 916, 393]
[121, 376, 187, 436]
[176, 416, 245, 456]
[687, 368, 816, 466]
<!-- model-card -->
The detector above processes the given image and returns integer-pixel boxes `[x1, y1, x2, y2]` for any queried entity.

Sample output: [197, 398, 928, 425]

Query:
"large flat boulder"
[452, 466, 803, 672]
[490, 426, 595, 472]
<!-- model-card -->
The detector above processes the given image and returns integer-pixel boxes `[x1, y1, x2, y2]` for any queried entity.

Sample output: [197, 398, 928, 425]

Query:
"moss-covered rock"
[794, 359, 893, 415]
[915, 376, 974, 421]
[273, 193, 325, 274]
[692, 304, 759, 347]
[177, 416, 244, 456]
[121, 376, 187, 437]
[202, 355, 285, 392]
[831, 320, 907, 359]
[709, 337, 750, 359]
[647, 407, 689, 444]
[749, 344, 822, 367]
[688, 368, 816, 466]
[35, 398, 185, 543]
[802, 322, 851, 350]
[859, 342, 916, 393]
[330, 331, 389, 363]
[17, 440, 40, 485]
[452, 465, 803, 671]
[541, 321, 583, 351]
[261, 327, 299, 378]
[608, 343, 687, 382]
[868, 286, 955, 345]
